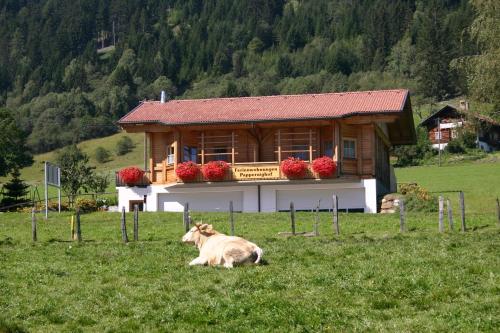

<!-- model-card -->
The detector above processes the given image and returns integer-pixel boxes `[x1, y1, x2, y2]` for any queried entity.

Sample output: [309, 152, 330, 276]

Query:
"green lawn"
[395, 162, 500, 214]
[0, 211, 499, 332]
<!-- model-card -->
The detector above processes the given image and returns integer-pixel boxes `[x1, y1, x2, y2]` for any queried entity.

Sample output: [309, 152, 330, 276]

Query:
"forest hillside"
[0, 0, 498, 154]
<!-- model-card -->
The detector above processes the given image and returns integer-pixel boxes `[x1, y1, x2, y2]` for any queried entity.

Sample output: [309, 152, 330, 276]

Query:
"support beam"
[144, 132, 148, 171]
[201, 131, 205, 165]
[335, 122, 341, 176]
[277, 129, 282, 163]
[357, 127, 363, 175]
[231, 131, 235, 164]
[309, 129, 313, 162]
[148, 133, 154, 182]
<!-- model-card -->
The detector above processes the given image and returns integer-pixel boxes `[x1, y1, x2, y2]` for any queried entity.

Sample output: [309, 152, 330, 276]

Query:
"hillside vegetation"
[0, 132, 143, 190]
[0, 0, 498, 155]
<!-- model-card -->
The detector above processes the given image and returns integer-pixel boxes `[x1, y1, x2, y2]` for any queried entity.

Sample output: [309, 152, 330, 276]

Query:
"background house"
[420, 102, 500, 152]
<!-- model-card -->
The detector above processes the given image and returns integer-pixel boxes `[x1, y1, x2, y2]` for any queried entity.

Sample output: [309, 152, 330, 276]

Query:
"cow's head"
[182, 223, 215, 244]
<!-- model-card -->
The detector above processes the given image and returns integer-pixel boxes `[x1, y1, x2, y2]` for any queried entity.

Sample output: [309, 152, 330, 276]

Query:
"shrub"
[399, 183, 437, 212]
[118, 167, 144, 185]
[281, 157, 308, 179]
[94, 147, 111, 163]
[176, 161, 200, 182]
[311, 156, 337, 178]
[445, 139, 465, 154]
[201, 161, 229, 181]
[47, 201, 70, 211]
[115, 136, 135, 156]
[75, 198, 98, 212]
[393, 127, 434, 167]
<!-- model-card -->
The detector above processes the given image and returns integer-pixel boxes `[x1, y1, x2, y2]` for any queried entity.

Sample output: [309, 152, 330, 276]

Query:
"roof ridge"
[142, 89, 409, 104]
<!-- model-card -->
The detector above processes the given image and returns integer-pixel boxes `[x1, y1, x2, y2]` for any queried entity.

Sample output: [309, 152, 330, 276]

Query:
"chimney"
[160, 90, 166, 103]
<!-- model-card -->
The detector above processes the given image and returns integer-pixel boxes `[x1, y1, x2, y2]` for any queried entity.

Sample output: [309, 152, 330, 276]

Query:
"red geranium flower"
[312, 156, 337, 178]
[118, 167, 144, 185]
[201, 160, 229, 181]
[176, 161, 200, 182]
[280, 157, 308, 179]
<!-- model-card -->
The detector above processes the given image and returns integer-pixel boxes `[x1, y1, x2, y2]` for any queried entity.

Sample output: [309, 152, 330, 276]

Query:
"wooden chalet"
[420, 105, 466, 150]
[117, 89, 416, 213]
[420, 104, 500, 151]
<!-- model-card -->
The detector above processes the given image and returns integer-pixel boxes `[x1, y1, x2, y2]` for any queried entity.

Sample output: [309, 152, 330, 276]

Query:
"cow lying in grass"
[182, 223, 263, 268]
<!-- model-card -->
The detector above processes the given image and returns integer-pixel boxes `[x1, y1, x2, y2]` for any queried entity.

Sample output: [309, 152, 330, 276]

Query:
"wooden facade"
[121, 118, 393, 186]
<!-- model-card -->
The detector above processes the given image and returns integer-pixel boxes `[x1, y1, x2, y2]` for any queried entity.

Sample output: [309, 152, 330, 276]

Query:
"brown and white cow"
[181, 223, 263, 268]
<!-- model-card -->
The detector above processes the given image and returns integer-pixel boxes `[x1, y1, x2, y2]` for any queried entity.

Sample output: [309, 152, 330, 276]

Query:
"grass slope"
[0, 132, 144, 195]
[0, 211, 499, 332]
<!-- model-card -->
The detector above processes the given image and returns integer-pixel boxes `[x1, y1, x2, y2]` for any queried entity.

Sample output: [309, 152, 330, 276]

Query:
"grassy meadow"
[395, 160, 500, 214]
[1, 131, 499, 332]
[0, 211, 499, 332]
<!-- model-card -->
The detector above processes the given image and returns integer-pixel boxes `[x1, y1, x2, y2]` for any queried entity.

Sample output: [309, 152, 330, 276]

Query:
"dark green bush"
[94, 147, 111, 163]
[445, 139, 465, 154]
[115, 136, 135, 156]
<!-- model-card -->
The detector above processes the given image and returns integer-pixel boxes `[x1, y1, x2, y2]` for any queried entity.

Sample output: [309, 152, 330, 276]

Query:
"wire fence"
[0, 191, 117, 212]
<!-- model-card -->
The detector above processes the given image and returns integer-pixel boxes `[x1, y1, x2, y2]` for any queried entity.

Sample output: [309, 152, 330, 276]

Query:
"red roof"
[118, 89, 409, 126]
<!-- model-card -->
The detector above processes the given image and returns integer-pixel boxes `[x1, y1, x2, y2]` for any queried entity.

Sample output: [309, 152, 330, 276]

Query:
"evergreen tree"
[1, 167, 30, 210]
[414, 1, 454, 99]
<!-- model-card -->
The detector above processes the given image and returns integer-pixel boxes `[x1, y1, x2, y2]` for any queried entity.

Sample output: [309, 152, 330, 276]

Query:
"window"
[167, 146, 175, 164]
[343, 138, 356, 159]
[451, 129, 458, 139]
[435, 131, 442, 140]
[183, 146, 198, 162]
[291, 145, 309, 160]
[214, 147, 228, 162]
[324, 140, 333, 157]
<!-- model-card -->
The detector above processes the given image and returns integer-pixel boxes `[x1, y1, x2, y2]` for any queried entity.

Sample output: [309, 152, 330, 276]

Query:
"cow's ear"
[200, 224, 209, 230]
[195, 223, 201, 229]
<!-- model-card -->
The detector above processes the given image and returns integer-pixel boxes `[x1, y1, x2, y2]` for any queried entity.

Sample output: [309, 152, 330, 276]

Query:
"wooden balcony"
[142, 162, 338, 185]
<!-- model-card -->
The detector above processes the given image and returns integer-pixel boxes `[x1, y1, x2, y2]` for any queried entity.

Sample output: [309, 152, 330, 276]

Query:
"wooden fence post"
[31, 208, 37, 242]
[70, 215, 76, 240]
[290, 202, 296, 235]
[133, 204, 139, 241]
[314, 203, 320, 236]
[332, 195, 339, 235]
[496, 197, 500, 227]
[438, 196, 444, 233]
[76, 207, 82, 242]
[459, 191, 466, 232]
[229, 201, 235, 236]
[183, 203, 190, 233]
[447, 199, 453, 231]
[120, 207, 128, 243]
[399, 198, 405, 233]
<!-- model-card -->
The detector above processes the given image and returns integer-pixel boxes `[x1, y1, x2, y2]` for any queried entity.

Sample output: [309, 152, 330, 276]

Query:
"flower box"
[175, 161, 200, 182]
[311, 156, 337, 178]
[118, 167, 145, 186]
[280, 157, 308, 179]
[201, 161, 229, 181]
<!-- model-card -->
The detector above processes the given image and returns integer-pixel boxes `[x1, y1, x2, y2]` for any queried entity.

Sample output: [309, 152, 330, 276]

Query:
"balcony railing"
[117, 162, 341, 187]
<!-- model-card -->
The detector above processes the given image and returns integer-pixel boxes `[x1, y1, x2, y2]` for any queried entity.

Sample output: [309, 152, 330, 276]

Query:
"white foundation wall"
[117, 178, 378, 213]
[261, 179, 377, 213]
